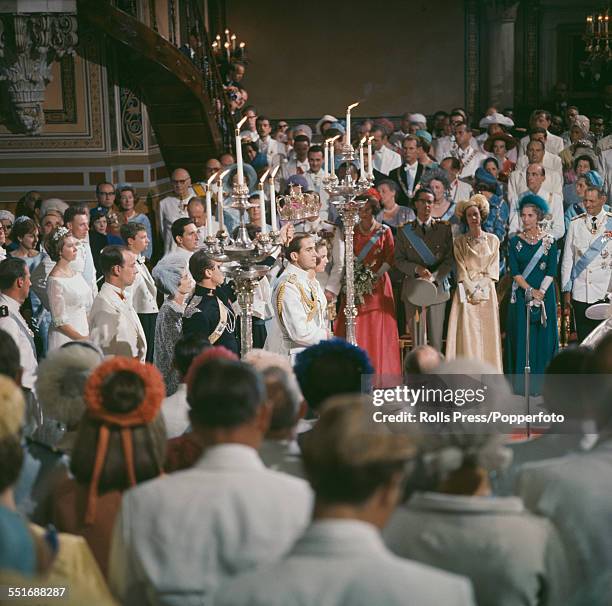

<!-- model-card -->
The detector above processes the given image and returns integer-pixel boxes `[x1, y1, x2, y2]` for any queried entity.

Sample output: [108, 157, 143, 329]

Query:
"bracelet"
[526, 287, 533, 297]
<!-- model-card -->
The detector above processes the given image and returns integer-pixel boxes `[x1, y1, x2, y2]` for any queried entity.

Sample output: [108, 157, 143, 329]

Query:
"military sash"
[357, 225, 387, 263]
[402, 223, 450, 291]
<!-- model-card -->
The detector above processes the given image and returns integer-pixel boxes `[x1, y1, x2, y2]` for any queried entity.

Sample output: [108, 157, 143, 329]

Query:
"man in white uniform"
[159, 168, 195, 254]
[371, 126, 402, 176]
[266, 234, 328, 361]
[109, 356, 312, 605]
[561, 185, 612, 341]
[508, 140, 563, 202]
[89, 245, 147, 362]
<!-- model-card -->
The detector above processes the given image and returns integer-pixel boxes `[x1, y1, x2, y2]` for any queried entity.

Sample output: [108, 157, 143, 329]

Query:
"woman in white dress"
[45, 226, 93, 351]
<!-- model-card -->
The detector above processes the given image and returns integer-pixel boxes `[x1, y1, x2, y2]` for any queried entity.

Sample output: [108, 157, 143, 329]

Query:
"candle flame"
[231, 34, 236, 40]
[360, 136, 367, 145]
[239, 42, 246, 47]
[328, 135, 341, 144]
[217, 169, 230, 182]
[207, 171, 221, 187]
[237, 116, 248, 129]
[259, 169, 270, 184]
[224, 41, 230, 48]
[347, 102, 359, 112]
[368, 135, 375, 142]
[225, 29, 230, 34]
[270, 165, 280, 178]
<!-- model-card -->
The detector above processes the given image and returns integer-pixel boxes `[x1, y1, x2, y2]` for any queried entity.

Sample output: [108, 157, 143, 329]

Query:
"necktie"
[406, 166, 414, 194]
[421, 223, 427, 235]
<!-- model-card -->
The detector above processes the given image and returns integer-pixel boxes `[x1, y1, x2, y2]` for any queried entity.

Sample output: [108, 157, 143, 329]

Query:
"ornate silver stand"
[203, 182, 280, 356]
[323, 143, 373, 345]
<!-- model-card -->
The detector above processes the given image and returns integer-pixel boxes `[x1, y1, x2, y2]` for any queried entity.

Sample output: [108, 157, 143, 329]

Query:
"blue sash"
[511, 236, 551, 304]
[357, 226, 386, 263]
[402, 223, 450, 291]
[564, 216, 612, 291]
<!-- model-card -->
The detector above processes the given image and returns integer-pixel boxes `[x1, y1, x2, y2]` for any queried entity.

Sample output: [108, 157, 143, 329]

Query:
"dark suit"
[394, 219, 453, 351]
[388, 163, 426, 206]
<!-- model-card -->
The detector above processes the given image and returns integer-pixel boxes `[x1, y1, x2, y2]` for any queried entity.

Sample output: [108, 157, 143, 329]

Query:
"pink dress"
[335, 224, 401, 376]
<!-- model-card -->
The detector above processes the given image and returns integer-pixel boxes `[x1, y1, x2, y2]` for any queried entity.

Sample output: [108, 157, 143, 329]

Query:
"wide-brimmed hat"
[483, 132, 517, 153]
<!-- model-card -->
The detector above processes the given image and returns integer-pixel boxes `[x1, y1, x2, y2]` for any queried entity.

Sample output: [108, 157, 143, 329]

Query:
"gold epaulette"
[276, 274, 318, 323]
[571, 213, 586, 221]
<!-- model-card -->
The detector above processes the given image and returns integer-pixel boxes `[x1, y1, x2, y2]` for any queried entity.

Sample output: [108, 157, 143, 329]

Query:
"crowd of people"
[1, 70, 612, 603]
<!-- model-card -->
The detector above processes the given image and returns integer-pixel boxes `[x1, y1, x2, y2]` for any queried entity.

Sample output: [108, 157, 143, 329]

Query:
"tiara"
[51, 226, 70, 242]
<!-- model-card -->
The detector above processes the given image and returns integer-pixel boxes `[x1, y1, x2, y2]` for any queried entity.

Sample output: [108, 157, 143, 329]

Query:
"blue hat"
[329, 121, 346, 134]
[475, 166, 497, 186]
[90, 206, 108, 222]
[415, 129, 432, 144]
[519, 193, 549, 215]
[585, 170, 604, 189]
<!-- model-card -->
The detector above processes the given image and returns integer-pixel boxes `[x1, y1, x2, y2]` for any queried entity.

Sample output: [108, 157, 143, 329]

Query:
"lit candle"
[239, 41, 246, 58]
[345, 102, 359, 146]
[205, 172, 218, 237]
[269, 166, 279, 231]
[217, 169, 230, 231]
[605, 12, 609, 35]
[323, 139, 329, 177]
[359, 136, 366, 180]
[224, 41, 230, 62]
[235, 116, 248, 186]
[598, 14, 603, 35]
[225, 28, 230, 45]
[367, 136, 374, 178]
[231, 33, 236, 52]
[330, 135, 340, 176]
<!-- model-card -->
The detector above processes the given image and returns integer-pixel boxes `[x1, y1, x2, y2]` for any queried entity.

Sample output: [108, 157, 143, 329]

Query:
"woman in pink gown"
[334, 195, 401, 376]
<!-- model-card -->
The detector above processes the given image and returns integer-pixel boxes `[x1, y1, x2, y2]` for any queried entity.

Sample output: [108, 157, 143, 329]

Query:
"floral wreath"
[51, 226, 70, 242]
[83, 357, 165, 525]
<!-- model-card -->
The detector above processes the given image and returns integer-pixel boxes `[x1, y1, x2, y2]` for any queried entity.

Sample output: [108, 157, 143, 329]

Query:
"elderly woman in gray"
[151, 253, 194, 395]
[382, 358, 573, 606]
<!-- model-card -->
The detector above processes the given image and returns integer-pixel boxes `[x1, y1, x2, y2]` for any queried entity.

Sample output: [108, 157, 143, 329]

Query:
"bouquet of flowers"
[342, 260, 378, 306]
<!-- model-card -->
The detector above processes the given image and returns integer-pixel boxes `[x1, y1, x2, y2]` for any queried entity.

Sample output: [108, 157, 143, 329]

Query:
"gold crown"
[277, 187, 322, 222]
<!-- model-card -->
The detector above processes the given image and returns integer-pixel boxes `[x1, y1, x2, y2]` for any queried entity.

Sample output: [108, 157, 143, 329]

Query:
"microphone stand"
[524, 288, 532, 439]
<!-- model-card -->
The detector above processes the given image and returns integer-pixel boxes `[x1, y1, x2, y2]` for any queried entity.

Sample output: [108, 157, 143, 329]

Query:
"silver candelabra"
[323, 142, 374, 345]
[203, 181, 281, 356]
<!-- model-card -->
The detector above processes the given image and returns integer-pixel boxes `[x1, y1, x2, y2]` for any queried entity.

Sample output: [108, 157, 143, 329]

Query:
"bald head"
[404, 345, 443, 375]
[171, 168, 191, 199]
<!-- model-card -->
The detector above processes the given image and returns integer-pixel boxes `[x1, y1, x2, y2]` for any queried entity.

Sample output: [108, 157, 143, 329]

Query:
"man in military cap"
[394, 187, 454, 351]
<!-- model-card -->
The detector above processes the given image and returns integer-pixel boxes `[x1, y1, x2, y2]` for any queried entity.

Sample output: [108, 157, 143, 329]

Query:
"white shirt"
[405, 161, 419, 196]
[508, 187, 565, 241]
[434, 135, 480, 163]
[561, 209, 612, 303]
[125, 256, 158, 315]
[216, 519, 476, 606]
[109, 444, 312, 606]
[508, 169, 563, 206]
[452, 147, 487, 179]
[516, 438, 612, 592]
[161, 383, 190, 438]
[373, 146, 402, 176]
[70, 238, 97, 304]
[88, 282, 147, 361]
[515, 150, 563, 176]
[265, 263, 329, 359]
[0, 293, 37, 389]
[449, 179, 473, 204]
[258, 136, 286, 168]
[518, 131, 564, 157]
[159, 189, 195, 254]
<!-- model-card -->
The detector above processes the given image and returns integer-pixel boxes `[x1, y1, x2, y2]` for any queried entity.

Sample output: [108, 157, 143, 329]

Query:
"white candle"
[330, 135, 340, 176]
[217, 169, 230, 231]
[359, 136, 366, 180]
[205, 172, 218, 237]
[345, 102, 359, 147]
[258, 169, 270, 234]
[270, 166, 279, 231]
[367, 136, 374, 178]
[323, 141, 329, 177]
[235, 116, 248, 186]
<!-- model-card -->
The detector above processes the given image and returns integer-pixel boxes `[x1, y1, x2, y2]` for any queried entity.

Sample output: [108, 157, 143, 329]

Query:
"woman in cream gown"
[445, 194, 502, 371]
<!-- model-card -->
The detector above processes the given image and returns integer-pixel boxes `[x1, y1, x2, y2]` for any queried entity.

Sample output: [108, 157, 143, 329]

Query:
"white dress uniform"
[514, 150, 563, 176]
[373, 145, 402, 176]
[561, 209, 612, 303]
[265, 263, 328, 360]
[216, 519, 476, 606]
[159, 188, 195, 254]
[434, 135, 481, 163]
[515, 438, 612, 593]
[518, 131, 564, 157]
[508, 187, 565, 241]
[383, 492, 571, 606]
[508, 169, 563, 206]
[0, 293, 38, 390]
[126, 256, 159, 315]
[109, 444, 312, 606]
[160, 383, 189, 439]
[70, 237, 97, 304]
[88, 282, 147, 362]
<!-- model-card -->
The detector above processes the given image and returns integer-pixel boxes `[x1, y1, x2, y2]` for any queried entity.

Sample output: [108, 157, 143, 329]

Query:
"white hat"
[409, 113, 427, 125]
[586, 302, 612, 321]
[40, 198, 69, 216]
[315, 114, 338, 135]
[479, 112, 514, 128]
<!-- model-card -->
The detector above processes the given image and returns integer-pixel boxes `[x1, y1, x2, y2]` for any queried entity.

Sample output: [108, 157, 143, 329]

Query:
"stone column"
[0, 1, 77, 135]
[486, 1, 519, 110]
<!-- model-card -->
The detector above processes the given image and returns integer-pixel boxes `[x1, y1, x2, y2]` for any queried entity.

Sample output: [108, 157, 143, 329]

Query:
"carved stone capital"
[484, 0, 519, 24]
[0, 12, 77, 134]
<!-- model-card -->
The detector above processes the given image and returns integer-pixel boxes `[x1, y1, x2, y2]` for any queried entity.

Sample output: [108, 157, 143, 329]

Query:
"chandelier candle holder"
[323, 102, 374, 345]
[582, 6, 611, 80]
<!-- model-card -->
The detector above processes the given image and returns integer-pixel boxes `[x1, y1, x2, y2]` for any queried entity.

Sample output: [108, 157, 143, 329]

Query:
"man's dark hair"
[308, 145, 324, 155]
[188, 358, 266, 428]
[174, 333, 211, 378]
[120, 221, 147, 244]
[294, 339, 373, 411]
[189, 249, 215, 283]
[475, 181, 497, 194]
[100, 245, 127, 277]
[293, 134, 310, 145]
[171, 217, 194, 244]
[532, 109, 552, 122]
[256, 115, 270, 125]
[529, 127, 548, 138]
[285, 233, 312, 262]
[0, 257, 27, 291]
[96, 181, 115, 196]
[0, 329, 20, 382]
[63, 206, 88, 225]
[441, 157, 461, 171]
[573, 154, 596, 171]
[413, 187, 435, 202]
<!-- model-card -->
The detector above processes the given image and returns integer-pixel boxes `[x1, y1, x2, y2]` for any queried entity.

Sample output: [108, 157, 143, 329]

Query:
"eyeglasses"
[1, 223, 12, 229]
[99, 191, 115, 197]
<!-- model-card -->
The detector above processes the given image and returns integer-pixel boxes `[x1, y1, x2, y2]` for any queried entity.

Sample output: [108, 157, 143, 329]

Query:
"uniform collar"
[407, 491, 525, 514]
[195, 443, 265, 471]
[0, 293, 21, 314]
[287, 263, 312, 282]
[195, 283, 216, 296]
[104, 282, 127, 301]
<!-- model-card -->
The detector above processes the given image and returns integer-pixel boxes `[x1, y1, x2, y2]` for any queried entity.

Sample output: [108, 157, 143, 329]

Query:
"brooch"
[515, 241, 523, 252]
[539, 261, 547, 271]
